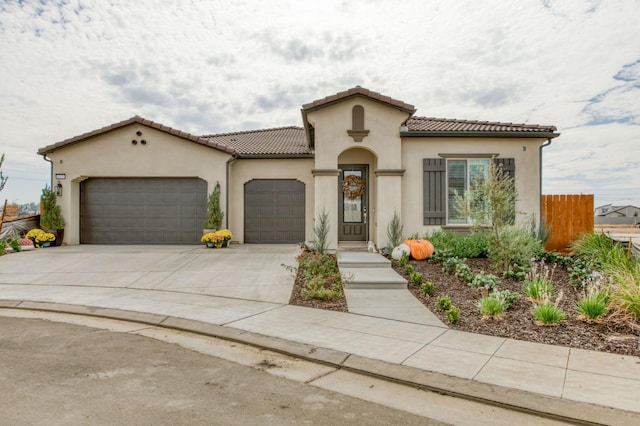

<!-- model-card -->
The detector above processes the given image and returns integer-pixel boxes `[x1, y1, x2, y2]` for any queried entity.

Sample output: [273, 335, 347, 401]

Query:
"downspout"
[539, 138, 552, 225]
[225, 154, 238, 229]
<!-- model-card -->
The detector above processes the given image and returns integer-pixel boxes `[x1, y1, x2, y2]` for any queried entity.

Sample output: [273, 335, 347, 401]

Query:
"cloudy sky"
[1, 0, 638, 209]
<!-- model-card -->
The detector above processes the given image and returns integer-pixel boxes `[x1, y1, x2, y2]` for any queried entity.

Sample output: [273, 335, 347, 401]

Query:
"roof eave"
[401, 131, 561, 139]
[235, 153, 315, 159]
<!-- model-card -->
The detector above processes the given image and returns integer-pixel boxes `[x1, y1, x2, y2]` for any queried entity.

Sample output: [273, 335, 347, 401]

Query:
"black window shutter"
[494, 158, 515, 181]
[423, 158, 446, 225]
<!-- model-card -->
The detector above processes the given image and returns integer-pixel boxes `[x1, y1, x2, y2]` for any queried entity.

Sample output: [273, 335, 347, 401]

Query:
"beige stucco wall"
[229, 158, 315, 244]
[43, 123, 232, 245]
[401, 137, 547, 237]
[307, 97, 412, 248]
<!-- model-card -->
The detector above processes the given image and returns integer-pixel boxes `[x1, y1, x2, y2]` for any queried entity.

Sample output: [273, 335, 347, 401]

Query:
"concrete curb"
[2, 300, 638, 425]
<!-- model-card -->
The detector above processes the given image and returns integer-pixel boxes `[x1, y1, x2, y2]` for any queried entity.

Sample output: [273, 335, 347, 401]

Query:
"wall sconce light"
[55, 181, 63, 196]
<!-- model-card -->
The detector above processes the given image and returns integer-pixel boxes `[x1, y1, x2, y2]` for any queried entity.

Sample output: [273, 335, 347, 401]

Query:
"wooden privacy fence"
[542, 194, 594, 253]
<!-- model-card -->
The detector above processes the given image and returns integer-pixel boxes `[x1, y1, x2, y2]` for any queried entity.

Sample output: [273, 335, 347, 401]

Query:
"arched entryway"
[337, 148, 377, 243]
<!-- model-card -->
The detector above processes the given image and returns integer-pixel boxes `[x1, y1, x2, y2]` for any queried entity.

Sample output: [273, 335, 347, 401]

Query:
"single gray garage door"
[244, 179, 305, 244]
[80, 178, 207, 244]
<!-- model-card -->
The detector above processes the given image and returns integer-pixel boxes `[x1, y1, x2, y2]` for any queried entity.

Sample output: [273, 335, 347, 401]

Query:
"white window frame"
[446, 158, 491, 225]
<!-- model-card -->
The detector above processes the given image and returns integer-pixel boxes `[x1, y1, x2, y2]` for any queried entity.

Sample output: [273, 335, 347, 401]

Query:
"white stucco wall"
[229, 158, 315, 244]
[401, 137, 547, 236]
[306, 97, 412, 248]
[43, 123, 232, 244]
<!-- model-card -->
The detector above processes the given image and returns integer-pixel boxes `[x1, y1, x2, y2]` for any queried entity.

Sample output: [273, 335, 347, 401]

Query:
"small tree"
[0, 154, 7, 193]
[386, 210, 403, 249]
[40, 185, 65, 230]
[456, 162, 540, 274]
[204, 182, 224, 230]
[313, 209, 330, 254]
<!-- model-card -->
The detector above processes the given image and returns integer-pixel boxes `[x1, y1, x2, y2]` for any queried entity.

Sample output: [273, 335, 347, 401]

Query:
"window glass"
[447, 159, 490, 224]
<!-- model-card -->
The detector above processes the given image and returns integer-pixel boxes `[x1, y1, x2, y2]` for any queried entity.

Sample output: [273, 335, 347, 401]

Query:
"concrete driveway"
[0, 244, 299, 304]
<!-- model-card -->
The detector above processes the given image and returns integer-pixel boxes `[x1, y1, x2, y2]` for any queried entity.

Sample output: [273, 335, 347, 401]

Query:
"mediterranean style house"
[38, 86, 560, 247]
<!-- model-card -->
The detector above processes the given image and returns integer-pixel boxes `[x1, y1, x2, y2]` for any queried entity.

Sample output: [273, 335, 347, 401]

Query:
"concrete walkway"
[0, 245, 639, 424]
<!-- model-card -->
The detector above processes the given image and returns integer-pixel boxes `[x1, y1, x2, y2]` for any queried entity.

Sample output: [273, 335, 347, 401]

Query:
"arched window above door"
[348, 105, 369, 142]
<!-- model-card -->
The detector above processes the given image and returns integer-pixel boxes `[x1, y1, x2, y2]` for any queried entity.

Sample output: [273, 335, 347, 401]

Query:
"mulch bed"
[288, 256, 640, 356]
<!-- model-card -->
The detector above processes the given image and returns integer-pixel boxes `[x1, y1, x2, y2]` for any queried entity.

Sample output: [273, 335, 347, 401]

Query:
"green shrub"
[0, 240, 6, 255]
[301, 276, 343, 300]
[568, 257, 603, 288]
[538, 251, 572, 268]
[491, 289, 521, 309]
[487, 226, 542, 275]
[430, 247, 454, 264]
[522, 279, 554, 303]
[442, 256, 461, 275]
[405, 264, 414, 275]
[436, 296, 452, 311]
[503, 263, 527, 281]
[532, 303, 565, 325]
[454, 262, 473, 283]
[410, 271, 424, 286]
[421, 281, 434, 296]
[398, 252, 409, 267]
[478, 296, 506, 319]
[425, 230, 487, 258]
[470, 272, 499, 290]
[446, 305, 461, 323]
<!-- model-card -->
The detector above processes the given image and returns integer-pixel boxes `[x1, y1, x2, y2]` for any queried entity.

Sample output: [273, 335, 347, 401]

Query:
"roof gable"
[301, 86, 416, 114]
[38, 116, 237, 155]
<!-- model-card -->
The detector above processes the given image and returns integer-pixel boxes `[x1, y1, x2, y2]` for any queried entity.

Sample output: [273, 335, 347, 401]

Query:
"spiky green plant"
[478, 296, 505, 320]
[523, 279, 554, 303]
[386, 210, 403, 249]
[532, 303, 565, 325]
[313, 209, 330, 254]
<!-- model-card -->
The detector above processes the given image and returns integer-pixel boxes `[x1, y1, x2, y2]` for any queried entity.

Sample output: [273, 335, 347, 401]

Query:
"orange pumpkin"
[403, 239, 435, 260]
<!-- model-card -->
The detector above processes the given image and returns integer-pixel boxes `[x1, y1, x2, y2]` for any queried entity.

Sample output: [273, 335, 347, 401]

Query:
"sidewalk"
[0, 245, 639, 424]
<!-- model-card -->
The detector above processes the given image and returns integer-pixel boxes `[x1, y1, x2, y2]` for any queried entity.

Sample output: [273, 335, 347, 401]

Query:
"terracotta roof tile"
[202, 126, 311, 157]
[405, 116, 559, 137]
[302, 86, 416, 113]
[38, 116, 237, 155]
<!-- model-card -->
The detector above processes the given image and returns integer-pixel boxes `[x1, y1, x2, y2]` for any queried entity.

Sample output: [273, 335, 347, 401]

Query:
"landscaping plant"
[421, 281, 434, 296]
[313, 209, 330, 255]
[469, 272, 499, 291]
[425, 229, 487, 259]
[293, 247, 343, 301]
[204, 181, 223, 230]
[522, 279, 555, 304]
[576, 291, 609, 321]
[386, 210, 403, 250]
[410, 271, 424, 286]
[446, 305, 461, 323]
[453, 262, 473, 283]
[436, 295, 452, 311]
[478, 296, 506, 320]
[532, 303, 566, 325]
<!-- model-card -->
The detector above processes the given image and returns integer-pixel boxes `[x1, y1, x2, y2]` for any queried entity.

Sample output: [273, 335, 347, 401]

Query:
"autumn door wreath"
[342, 175, 365, 200]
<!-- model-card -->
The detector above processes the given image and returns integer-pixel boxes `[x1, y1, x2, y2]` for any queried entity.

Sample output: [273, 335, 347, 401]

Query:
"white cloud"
[0, 0, 639, 208]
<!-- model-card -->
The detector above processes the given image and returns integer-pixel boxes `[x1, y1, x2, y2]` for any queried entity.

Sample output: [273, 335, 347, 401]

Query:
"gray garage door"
[80, 178, 207, 244]
[244, 179, 305, 244]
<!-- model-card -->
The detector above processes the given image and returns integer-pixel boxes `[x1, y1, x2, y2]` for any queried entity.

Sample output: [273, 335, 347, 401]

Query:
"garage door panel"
[81, 178, 206, 244]
[244, 179, 304, 244]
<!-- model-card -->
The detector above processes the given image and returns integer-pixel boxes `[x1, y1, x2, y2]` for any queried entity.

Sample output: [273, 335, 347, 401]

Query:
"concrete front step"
[341, 268, 407, 289]
[337, 252, 391, 269]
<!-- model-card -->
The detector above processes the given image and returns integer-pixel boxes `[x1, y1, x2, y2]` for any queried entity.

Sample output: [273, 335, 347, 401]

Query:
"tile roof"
[405, 116, 559, 137]
[202, 126, 311, 157]
[302, 86, 416, 113]
[38, 116, 237, 155]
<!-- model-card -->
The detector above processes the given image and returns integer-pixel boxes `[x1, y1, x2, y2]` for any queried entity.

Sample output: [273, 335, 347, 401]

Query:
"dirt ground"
[289, 256, 639, 357]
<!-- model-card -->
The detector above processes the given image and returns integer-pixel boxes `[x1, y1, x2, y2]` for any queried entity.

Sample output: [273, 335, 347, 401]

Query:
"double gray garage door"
[80, 178, 304, 244]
